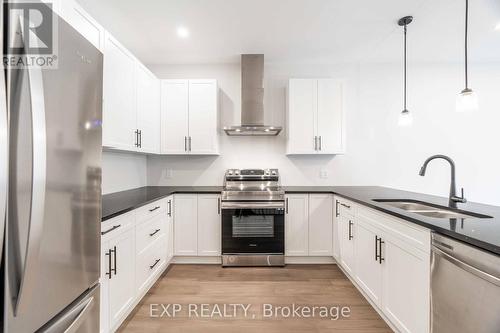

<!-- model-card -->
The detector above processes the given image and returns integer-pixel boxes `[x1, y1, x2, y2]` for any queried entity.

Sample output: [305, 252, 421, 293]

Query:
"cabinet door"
[61, 1, 104, 51]
[108, 227, 136, 331]
[103, 33, 137, 150]
[166, 197, 174, 262]
[188, 80, 218, 155]
[354, 220, 383, 307]
[197, 194, 221, 256]
[308, 194, 333, 256]
[99, 239, 110, 333]
[287, 79, 317, 154]
[173, 194, 198, 256]
[285, 194, 309, 256]
[317, 79, 344, 154]
[332, 198, 341, 261]
[136, 63, 160, 153]
[161, 80, 189, 154]
[339, 216, 355, 275]
[382, 238, 430, 333]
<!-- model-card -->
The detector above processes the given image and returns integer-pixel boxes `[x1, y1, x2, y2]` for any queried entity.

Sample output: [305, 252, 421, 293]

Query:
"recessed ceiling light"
[177, 26, 190, 38]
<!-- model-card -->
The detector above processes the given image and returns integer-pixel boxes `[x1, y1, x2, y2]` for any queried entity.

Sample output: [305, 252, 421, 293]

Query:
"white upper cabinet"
[136, 63, 161, 153]
[61, 0, 105, 51]
[161, 79, 219, 155]
[317, 79, 344, 153]
[188, 80, 219, 154]
[102, 32, 137, 151]
[287, 78, 344, 155]
[286, 79, 316, 154]
[161, 80, 190, 154]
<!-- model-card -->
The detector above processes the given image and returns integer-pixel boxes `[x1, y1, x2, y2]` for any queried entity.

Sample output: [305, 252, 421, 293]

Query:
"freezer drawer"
[39, 284, 100, 333]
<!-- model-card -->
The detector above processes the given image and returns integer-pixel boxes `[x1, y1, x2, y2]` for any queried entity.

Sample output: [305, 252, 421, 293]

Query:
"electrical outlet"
[320, 169, 328, 179]
[164, 168, 173, 179]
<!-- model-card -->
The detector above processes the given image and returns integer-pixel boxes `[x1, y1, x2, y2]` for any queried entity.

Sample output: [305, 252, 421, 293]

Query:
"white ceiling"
[77, 0, 500, 65]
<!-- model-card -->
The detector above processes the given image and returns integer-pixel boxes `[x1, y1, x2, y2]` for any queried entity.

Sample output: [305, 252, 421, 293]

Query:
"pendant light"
[398, 16, 413, 127]
[456, 0, 478, 112]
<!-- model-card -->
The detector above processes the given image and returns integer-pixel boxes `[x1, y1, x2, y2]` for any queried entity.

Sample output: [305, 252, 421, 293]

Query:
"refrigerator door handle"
[10, 15, 47, 316]
[0, 11, 7, 266]
[63, 296, 95, 333]
[39, 284, 98, 333]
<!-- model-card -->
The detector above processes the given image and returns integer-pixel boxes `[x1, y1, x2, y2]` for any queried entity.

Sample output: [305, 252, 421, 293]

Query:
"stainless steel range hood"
[224, 54, 282, 136]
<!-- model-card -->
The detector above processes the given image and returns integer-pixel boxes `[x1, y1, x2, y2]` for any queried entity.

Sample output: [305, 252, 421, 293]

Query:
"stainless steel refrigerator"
[2, 1, 103, 332]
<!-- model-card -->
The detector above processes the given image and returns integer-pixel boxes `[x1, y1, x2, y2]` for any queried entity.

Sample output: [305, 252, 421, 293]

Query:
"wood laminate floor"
[118, 264, 391, 333]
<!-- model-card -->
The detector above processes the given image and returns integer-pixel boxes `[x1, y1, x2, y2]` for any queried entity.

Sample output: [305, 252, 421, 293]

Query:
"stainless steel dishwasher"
[431, 233, 500, 333]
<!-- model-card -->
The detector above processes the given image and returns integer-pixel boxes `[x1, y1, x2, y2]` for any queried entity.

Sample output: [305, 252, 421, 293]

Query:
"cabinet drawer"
[136, 235, 166, 294]
[136, 215, 166, 254]
[101, 211, 135, 239]
[135, 198, 167, 224]
[338, 198, 355, 217]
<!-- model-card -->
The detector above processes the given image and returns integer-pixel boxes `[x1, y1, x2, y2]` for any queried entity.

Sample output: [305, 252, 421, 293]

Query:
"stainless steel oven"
[221, 169, 285, 266]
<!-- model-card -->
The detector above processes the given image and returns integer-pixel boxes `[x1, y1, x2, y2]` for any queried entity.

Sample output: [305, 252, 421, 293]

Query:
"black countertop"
[102, 186, 222, 221]
[102, 185, 500, 255]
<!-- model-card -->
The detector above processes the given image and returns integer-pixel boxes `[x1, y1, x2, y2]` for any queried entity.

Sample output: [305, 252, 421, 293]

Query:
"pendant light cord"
[464, 0, 469, 89]
[404, 24, 407, 110]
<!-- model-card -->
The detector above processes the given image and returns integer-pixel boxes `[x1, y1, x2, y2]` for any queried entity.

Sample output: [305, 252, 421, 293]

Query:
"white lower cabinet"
[197, 194, 222, 256]
[285, 194, 309, 256]
[354, 218, 383, 306]
[285, 194, 333, 257]
[100, 198, 172, 333]
[338, 215, 355, 275]
[174, 194, 221, 256]
[335, 201, 431, 333]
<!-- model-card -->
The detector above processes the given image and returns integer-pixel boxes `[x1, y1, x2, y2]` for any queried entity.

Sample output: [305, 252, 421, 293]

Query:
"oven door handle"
[221, 202, 285, 209]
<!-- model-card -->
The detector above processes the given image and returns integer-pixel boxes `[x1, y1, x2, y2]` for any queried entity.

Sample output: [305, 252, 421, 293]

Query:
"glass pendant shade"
[398, 109, 413, 127]
[456, 88, 478, 113]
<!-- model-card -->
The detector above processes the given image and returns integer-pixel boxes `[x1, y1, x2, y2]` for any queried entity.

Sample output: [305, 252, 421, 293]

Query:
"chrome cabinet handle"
[285, 198, 289, 214]
[314, 136, 318, 151]
[134, 129, 139, 147]
[105, 249, 112, 279]
[378, 238, 385, 264]
[218, 197, 221, 215]
[335, 200, 340, 217]
[168, 200, 172, 217]
[189, 136, 192, 151]
[150, 259, 161, 270]
[375, 236, 380, 262]
[101, 224, 121, 235]
[184, 136, 187, 151]
[149, 206, 160, 212]
[149, 229, 161, 237]
[8, 14, 48, 316]
[111, 246, 117, 275]
[348, 220, 353, 240]
[319, 136, 322, 151]
[138, 129, 142, 148]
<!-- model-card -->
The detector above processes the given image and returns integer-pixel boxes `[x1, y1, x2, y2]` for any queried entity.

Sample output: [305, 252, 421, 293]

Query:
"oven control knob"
[235, 170, 240, 175]
[271, 170, 277, 175]
[228, 170, 233, 175]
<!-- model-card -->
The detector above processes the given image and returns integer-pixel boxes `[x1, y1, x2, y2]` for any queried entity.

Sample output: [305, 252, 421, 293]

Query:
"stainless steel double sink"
[373, 199, 492, 219]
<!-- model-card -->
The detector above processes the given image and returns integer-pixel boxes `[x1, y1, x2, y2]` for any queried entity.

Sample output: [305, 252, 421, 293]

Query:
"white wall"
[146, 63, 359, 187]
[353, 62, 500, 206]
[146, 61, 500, 206]
[102, 151, 147, 194]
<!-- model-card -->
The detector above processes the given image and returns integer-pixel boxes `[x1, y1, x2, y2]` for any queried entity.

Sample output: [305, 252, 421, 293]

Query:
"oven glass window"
[232, 215, 274, 238]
